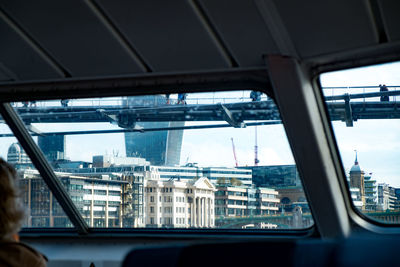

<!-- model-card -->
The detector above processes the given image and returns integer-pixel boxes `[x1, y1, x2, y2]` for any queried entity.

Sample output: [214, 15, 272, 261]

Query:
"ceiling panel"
[0, 0, 145, 77]
[200, 0, 278, 66]
[272, 0, 378, 58]
[97, 1, 230, 71]
[0, 18, 62, 81]
[379, 0, 400, 41]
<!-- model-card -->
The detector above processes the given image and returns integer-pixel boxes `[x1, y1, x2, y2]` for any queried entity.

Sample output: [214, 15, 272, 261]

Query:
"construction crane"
[255, 126, 259, 166]
[231, 137, 238, 167]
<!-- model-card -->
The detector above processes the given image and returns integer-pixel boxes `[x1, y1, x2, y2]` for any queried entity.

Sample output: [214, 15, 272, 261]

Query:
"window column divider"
[0, 102, 89, 234]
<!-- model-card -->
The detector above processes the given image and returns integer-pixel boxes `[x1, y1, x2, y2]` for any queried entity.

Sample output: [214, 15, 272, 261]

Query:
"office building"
[18, 168, 127, 228]
[7, 143, 30, 164]
[350, 187, 364, 209]
[378, 183, 397, 211]
[243, 165, 301, 188]
[38, 135, 66, 162]
[124, 95, 184, 166]
[144, 177, 216, 228]
[150, 165, 252, 186]
[364, 174, 377, 211]
[203, 167, 252, 186]
[215, 185, 279, 217]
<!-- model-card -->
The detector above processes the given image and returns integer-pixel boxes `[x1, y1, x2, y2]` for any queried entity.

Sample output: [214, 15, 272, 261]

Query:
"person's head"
[0, 158, 25, 240]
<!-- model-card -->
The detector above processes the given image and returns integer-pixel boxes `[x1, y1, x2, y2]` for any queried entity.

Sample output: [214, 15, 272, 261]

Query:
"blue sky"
[320, 61, 400, 187]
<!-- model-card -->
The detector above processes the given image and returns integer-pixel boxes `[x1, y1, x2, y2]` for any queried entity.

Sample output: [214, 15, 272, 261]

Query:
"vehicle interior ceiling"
[1, 0, 400, 266]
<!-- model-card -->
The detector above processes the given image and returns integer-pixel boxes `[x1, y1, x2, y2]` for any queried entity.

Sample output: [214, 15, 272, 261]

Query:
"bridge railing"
[13, 86, 400, 108]
[11, 94, 270, 108]
[323, 86, 400, 103]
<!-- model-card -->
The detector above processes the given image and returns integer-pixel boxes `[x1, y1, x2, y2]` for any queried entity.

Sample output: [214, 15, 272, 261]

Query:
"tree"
[217, 177, 228, 186]
[230, 177, 242, 186]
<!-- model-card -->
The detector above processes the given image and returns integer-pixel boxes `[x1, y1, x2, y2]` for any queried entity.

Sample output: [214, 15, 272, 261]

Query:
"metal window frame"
[314, 62, 400, 234]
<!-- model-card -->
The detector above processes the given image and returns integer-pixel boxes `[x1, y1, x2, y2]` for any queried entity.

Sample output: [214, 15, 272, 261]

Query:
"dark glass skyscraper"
[38, 135, 66, 162]
[124, 95, 184, 166]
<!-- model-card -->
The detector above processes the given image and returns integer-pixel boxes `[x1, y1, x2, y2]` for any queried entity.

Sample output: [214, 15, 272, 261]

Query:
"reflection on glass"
[321, 61, 400, 224]
[10, 91, 313, 229]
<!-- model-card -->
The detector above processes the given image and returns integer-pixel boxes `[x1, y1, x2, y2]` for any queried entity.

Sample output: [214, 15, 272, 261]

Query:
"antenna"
[255, 126, 259, 166]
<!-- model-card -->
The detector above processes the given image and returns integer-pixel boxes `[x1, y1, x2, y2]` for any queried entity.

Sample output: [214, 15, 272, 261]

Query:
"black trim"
[0, 6, 71, 78]
[86, 0, 152, 72]
[19, 226, 316, 239]
[0, 67, 271, 102]
[190, 0, 239, 68]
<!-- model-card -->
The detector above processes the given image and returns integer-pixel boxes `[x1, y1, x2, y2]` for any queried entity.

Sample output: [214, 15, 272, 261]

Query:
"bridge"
[1, 88, 400, 136]
[215, 210, 400, 229]
[215, 213, 314, 229]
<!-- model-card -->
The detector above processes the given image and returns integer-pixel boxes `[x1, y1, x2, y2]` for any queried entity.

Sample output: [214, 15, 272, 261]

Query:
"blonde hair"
[0, 158, 25, 240]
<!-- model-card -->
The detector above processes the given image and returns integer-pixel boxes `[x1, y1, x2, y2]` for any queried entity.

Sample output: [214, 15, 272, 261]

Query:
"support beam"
[0, 68, 271, 102]
[266, 55, 350, 239]
[344, 94, 353, 127]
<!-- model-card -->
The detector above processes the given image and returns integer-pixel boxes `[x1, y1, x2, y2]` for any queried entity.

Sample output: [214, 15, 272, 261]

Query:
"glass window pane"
[0, 115, 73, 228]
[320, 62, 400, 224]
[12, 91, 313, 229]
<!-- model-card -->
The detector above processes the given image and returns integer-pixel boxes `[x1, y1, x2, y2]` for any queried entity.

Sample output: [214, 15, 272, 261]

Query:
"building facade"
[38, 135, 66, 162]
[18, 169, 127, 228]
[124, 95, 184, 166]
[147, 165, 252, 187]
[364, 174, 377, 211]
[7, 143, 30, 164]
[215, 185, 279, 217]
[203, 167, 252, 186]
[378, 183, 397, 211]
[144, 177, 215, 228]
[243, 165, 301, 188]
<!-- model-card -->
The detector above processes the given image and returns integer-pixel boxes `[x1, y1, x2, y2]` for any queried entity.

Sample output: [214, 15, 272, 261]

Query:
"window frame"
[317, 62, 400, 231]
[0, 68, 317, 237]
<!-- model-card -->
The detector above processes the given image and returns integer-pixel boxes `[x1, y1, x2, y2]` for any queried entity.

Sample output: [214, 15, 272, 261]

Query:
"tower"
[38, 135, 66, 162]
[349, 151, 365, 208]
[124, 95, 184, 166]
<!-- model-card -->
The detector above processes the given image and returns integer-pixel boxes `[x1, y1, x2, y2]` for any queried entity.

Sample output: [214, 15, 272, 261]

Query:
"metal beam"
[0, 67, 271, 102]
[0, 103, 89, 234]
[325, 90, 400, 101]
[266, 55, 350, 238]
[0, 121, 280, 137]
[220, 104, 245, 128]
[343, 94, 353, 127]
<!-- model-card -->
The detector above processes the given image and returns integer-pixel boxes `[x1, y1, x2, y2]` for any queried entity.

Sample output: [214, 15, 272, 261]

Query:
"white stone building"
[144, 177, 216, 228]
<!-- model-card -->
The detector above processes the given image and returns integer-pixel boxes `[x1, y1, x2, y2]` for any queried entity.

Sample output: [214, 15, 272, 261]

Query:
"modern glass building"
[124, 95, 184, 166]
[38, 135, 66, 162]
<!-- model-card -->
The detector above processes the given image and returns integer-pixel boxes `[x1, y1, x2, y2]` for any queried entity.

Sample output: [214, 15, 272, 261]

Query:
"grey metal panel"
[0, 19, 62, 80]
[272, 0, 378, 58]
[200, 0, 279, 66]
[96, 1, 230, 71]
[0, 0, 145, 77]
[379, 0, 400, 41]
[267, 55, 350, 238]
